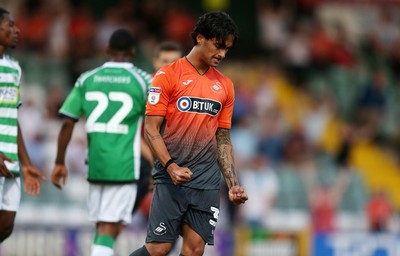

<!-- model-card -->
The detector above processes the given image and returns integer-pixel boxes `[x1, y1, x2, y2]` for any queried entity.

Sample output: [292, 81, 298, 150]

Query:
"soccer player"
[50, 28, 152, 256]
[152, 41, 183, 73]
[0, 6, 45, 243]
[129, 11, 248, 256]
[0, 7, 45, 243]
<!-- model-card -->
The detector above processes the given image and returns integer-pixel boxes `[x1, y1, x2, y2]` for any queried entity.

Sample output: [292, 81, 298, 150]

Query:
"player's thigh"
[181, 222, 206, 255]
[146, 183, 188, 243]
[88, 183, 137, 224]
[185, 188, 220, 245]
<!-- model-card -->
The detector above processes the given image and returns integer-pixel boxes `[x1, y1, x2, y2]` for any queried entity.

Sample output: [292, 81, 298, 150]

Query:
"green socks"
[94, 234, 115, 248]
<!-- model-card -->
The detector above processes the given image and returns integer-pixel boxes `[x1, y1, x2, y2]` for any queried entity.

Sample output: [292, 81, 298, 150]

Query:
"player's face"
[153, 50, 181, 71]
[200, 34, 234, 67]
[0, 13, 19, 49]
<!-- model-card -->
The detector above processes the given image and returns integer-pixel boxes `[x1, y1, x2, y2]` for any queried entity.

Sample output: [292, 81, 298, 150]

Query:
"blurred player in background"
[129, 11, 248, 256]
[50, 28, 152, 256]
[0, 7, 45, 243]
[152, 41, 183, 73]
[133, 40, 182, 218]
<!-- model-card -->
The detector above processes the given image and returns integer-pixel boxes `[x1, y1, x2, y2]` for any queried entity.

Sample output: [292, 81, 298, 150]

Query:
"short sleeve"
[218, 78, 235, 129]
[145, 68, 175, 117]
[59, 87, 82, 120]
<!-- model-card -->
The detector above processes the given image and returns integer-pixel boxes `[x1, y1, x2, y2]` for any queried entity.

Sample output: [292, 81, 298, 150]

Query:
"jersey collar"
[102, 62, 134, 68]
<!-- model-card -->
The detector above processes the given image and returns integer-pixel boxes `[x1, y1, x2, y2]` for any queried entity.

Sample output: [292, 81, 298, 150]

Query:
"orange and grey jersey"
[146, 57, 234, 189]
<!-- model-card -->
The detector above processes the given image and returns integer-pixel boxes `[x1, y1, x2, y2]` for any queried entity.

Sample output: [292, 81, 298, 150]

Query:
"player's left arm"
[17, 122, 45, 196]
[216, 127, 248, 204]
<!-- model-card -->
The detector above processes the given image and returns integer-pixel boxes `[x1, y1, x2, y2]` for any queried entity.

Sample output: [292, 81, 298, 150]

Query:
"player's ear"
[196, 34, 205, 45]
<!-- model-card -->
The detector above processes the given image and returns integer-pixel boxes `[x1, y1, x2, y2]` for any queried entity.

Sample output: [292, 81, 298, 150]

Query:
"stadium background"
[1, 0, 400, 255]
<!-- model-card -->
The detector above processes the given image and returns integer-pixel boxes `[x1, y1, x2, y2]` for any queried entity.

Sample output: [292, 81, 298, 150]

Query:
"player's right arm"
[145, 64, 191, 185]
[51, 117, 76, 190]
[144, 115, 192, 185]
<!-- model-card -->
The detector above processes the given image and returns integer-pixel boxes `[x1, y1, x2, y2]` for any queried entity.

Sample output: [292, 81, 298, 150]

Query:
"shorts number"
[210, 206, 220, 219]
[209, 206, 220, 227]
[85, 91, 133, 134]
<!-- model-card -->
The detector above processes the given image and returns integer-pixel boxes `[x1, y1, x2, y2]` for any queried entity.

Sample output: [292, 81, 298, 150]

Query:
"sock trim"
[94, 234, 115, 248]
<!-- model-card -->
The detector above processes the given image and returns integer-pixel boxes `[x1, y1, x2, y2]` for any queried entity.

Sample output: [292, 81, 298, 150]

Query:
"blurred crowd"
[229, 0, 400, 235]
[3, 0, 400, 236]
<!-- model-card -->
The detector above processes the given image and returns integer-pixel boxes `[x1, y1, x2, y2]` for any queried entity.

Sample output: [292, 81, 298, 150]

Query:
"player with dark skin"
[0, 7, 44, 243]
[51, 29, 152, 256]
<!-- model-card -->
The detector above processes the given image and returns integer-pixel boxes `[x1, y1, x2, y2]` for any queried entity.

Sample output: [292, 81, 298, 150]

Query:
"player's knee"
[129, 245, 150, 256]
[181, 245, 205, 256]
[147, 243, 173, 256]
[151, 246, 171, 256]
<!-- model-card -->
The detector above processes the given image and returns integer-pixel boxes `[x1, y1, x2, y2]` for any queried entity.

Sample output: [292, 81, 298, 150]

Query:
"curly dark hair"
[191, 11, 239, 47]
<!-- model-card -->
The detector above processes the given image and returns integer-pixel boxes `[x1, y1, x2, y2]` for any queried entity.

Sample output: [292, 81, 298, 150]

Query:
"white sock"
[91, 244, 114, 256]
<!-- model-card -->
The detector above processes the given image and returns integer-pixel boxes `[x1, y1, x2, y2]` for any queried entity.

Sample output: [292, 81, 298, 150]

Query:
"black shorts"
[146, 183, 220, 245]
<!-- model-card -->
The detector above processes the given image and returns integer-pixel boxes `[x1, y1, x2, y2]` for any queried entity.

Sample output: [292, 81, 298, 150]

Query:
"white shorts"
[87, 183, 138, 224]
[0, 177, 21, 211]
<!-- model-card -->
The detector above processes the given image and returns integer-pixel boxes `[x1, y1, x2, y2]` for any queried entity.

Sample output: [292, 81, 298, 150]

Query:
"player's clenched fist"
[166, 164, 192, 185]
[229, 185, 248, 204]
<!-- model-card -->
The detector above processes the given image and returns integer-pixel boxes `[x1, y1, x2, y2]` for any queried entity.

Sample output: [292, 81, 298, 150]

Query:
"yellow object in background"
[202, 0, 230, 11]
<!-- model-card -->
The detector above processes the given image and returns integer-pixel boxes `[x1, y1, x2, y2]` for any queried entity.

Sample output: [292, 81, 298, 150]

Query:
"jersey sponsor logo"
[177, 96, 221, 116]
[0, 73, 18, 84]
[210, 82, 223, 94]
[0, 87, 18, 103]
[155, 71, 166, 77]
[148, 87, 161, 105]
[182, 79, 193, 86]
[153, 222, 167, 235]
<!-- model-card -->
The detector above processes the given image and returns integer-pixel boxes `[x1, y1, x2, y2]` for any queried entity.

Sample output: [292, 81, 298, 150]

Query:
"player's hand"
[167, 164, 192, 185]
[21, 165, 46, 196]
[51, 164, 68, 190]
[0, 154, 14, 178]
[228, 185, 248, 205]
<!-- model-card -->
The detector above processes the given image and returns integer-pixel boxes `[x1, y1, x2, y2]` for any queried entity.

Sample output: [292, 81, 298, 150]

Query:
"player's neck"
[0, 46, 6, 58]
[185, 54, 209, 75]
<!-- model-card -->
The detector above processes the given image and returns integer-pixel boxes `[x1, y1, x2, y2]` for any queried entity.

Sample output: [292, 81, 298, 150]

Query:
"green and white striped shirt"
[0, 55, 22, 174]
